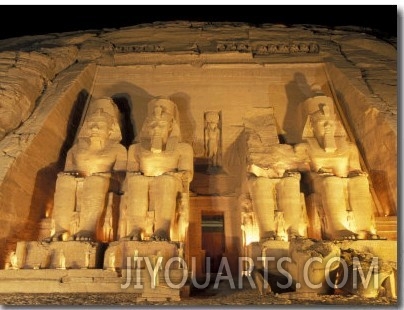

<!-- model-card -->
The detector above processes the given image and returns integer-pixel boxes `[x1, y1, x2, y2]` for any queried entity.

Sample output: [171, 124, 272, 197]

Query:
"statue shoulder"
[177, 142, 193, 154]
[128, 143, 141, 151]
[111, 143, 127, 152]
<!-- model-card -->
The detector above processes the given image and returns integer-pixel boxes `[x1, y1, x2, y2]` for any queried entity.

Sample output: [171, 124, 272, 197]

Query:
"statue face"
[208, 121, 217, 130]
[153, 105, 163, 117]
[149, 119, 171, 145]
[87, 119, 110, 140]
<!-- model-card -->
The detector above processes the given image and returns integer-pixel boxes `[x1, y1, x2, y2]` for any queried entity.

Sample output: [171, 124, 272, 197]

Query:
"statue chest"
[73, 149, 116, 171]
[138, 150, 179, 176]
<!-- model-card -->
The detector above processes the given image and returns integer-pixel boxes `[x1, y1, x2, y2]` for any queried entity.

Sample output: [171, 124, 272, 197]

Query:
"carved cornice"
[216, 42, 320, 54]
[114, 44, 165, 53]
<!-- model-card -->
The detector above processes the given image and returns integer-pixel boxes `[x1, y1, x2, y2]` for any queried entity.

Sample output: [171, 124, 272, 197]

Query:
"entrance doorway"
[201, 213, 225, 274]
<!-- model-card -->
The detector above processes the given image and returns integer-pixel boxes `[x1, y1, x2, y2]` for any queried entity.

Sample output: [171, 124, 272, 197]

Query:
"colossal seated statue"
[119, 97, 193, 241]
[51, 97, 127, 241]
[299, 84, 377, 240]
[244, 109, 308, 241]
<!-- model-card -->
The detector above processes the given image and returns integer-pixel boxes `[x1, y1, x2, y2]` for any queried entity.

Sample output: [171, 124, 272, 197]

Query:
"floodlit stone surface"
[0, 21, 396, 304]
[119, 97, 193, 242]
[51, 97, 127, 242]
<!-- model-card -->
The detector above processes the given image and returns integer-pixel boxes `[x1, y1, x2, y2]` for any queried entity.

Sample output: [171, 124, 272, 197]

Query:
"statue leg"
[348, 175, 375, 238]
[248, 176, 277, 241]
[150, 175, 182, 241]
[77, 174, 110, 240]
[277, 174, 303, 238]
[318, 176, 351, 239]
[52, 174, 77, 239]
[123, 174, 150, 240]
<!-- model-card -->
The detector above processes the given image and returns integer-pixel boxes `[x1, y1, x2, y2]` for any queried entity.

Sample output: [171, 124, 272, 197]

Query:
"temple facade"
[0, 22, 397, 300]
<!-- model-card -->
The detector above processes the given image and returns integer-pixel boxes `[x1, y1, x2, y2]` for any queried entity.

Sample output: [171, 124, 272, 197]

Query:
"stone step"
[375, 216, 397, 240]
[375, 216, 397, 222]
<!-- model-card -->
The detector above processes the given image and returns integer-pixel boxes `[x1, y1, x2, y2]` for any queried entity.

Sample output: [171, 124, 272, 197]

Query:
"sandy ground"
[0, 276, 397, 306]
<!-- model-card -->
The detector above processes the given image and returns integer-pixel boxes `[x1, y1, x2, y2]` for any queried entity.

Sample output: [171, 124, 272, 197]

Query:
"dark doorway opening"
[201, 213, 225, 274]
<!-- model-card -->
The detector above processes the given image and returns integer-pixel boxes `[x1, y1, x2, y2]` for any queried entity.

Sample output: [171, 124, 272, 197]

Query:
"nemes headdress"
[148, 97, 177, 118]
[147, 96, 181, 139]
[78, 97, 122, 142]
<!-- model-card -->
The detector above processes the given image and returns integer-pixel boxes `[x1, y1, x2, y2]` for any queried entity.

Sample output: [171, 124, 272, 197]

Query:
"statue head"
[140, 97, 181, 151]
[147, 103, 174, 146]
[205, 112, 220, 129]
[86, 108, 113, 140]
[78, 97, 122, 143]
[312, 104, 336, 149]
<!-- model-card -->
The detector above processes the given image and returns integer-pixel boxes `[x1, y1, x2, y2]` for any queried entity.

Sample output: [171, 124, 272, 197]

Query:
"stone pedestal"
[104, 240, 180, 270]
[37, 218, 54, 241]
[16, 241, 102, 269]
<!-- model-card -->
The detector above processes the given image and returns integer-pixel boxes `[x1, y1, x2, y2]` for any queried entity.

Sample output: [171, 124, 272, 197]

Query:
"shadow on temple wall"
[104, 83, 154, 142]
[0, 90, 89, 268]
[111, 94, 135, 148]
[170, 92, 196, 146]
[283, 72, 313, 144]
[105, 84, 197, 147]
[369, 170, 396, 216]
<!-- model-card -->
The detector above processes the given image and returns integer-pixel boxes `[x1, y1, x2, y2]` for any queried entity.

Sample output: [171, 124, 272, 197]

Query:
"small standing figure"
[177, 193, 189, 243]
[156, 250, 163, 271]
[84, 248, 91, 269]
[58, 249, 66, 269]
[108, 252, 116, 271]
[69, 212, 80, 238]
[241, 212, 255, 247]
[204, 111, 221, 169]
[177, 242, 185, 269]
[103, 193, 114, 242]
[133, 249, 140, 269]
[144, 211, 155, 240]
[9, 251, 18, 270]
[274, 211, 287, 241]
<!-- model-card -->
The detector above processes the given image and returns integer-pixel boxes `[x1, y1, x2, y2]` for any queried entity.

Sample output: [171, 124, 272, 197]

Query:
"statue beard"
[151, 135, 164, 153]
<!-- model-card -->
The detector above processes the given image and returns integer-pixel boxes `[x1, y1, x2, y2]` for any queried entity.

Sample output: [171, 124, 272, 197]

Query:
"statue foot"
[74, 231, 95, 241]
[131, 235, 141, 241]
[151, 230, 170, 241]
[356, 231, 386, 240]
[261, 231, 277, 242]
[51, 231, 70, 242]
[288, 234, 305, 240]
[370, 234, 386, 240]
[335, 229, 358, 240]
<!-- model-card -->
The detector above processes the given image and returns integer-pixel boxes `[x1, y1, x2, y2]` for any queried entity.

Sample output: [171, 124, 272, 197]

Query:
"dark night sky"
[0, 5, 398, 40]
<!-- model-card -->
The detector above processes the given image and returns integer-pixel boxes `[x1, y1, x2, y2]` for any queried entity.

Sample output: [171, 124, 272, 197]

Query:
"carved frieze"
[254, 42, 319, 55]
[216, 41, 319, 54]
[114, 44, 165, 53]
